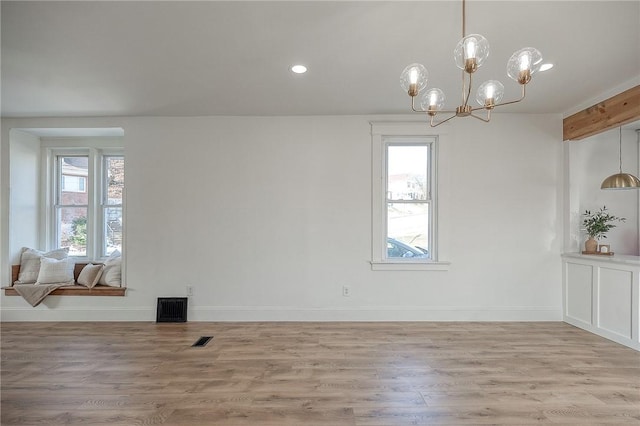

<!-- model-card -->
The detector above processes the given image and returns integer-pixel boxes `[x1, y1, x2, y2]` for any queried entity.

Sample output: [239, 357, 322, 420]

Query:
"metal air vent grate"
[156, 297, 188, 322]
[192, 336, 213, 347]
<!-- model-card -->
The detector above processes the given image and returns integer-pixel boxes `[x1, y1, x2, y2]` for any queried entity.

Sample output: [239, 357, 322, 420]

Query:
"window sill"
[4, 285, 126, 296]
[370, 261, 451, 271]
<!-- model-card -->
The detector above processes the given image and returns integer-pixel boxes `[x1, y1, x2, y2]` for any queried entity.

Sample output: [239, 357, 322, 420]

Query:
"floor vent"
[156, 297, 188, 322]
[192, 336, 213, 347]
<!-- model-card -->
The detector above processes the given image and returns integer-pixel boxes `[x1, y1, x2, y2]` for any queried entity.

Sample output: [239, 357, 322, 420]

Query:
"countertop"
[562, 252, 640, 266]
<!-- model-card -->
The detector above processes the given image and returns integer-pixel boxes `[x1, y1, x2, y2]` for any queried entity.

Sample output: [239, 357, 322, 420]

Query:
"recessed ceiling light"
[290, 65, 307, 74]
[539, 63, 554, 72]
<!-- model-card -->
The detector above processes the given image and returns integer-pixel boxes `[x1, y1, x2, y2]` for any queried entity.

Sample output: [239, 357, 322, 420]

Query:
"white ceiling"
[2, 1, 639, 118]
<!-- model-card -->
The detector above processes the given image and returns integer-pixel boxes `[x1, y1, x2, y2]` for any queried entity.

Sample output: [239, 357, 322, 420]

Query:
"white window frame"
[42, 140, 123, 261]
[371, 122, 450, 271]
[101, 154, 124, 258]
[52, 151, 92, 258]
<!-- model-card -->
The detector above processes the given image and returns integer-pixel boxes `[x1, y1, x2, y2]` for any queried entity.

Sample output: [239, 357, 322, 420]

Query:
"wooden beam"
[563, 85, 640, 141]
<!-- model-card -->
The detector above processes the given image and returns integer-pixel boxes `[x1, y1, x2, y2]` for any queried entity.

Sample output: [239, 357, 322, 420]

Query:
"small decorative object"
[599, 244, 610, 254]
[581, 206, 625, 254]
[584, 237, 598, 253]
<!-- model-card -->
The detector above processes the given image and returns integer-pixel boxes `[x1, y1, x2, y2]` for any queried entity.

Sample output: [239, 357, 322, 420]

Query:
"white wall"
[0, 114, 564, 321]
[567, 127, 640, 255]
[9, 130, 41, 264]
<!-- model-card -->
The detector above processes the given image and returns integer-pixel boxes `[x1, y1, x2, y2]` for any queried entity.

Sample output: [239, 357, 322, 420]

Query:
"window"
[386, 143, 431, 259]
[371, 122, 448, 271]
[103, 156, 124, 257]
[50, 149, 124, 258]
[56, 155, 89, 256]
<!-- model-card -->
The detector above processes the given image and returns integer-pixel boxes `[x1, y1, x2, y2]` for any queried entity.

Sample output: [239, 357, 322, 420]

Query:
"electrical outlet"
[186, 285, 193, 297]
[342, 285, 351, 297]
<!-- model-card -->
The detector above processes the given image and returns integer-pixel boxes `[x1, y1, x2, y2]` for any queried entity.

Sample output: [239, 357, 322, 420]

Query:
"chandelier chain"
[462, 0, 466, 38]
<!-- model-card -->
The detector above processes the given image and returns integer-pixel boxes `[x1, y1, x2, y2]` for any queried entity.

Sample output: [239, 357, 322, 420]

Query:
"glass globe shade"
[507, 47, 543, 84]
[400, 63, 428, 95]
[454, 34, 489, 73]
[420, 88, 446, 112]
[476, 80, 504, 107]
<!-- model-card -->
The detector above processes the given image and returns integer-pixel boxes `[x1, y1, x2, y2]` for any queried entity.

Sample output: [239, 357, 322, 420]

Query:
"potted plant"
[582, 206, 625, 253]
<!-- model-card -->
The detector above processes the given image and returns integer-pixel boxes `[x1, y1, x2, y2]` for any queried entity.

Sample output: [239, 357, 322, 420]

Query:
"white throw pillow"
[77, 264, 104, 288]
[99, 255, 122, 286]
[16, 247, 69, 284]
[35, 257, 75, 285]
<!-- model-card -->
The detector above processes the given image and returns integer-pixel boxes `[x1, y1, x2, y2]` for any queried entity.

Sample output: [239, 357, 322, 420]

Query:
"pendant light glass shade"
[400, 63, 428, 96]
[454, 34, 489, 73]
[507, 47, 543, 84]
[476, 80, 504, 108]
[420, 88, 446, 112]
[600, 127, 640, 190]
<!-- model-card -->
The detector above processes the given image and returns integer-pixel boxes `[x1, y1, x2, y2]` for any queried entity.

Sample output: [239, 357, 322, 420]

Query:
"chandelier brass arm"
[411, 84, 528, 127]
[399, 0, 543, 126]
[427, 108, 487, 128]
[489, 84, 527, 109]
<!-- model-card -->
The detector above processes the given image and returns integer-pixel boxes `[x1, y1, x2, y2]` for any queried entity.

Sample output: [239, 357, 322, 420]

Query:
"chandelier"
[400, 0, 544, 127]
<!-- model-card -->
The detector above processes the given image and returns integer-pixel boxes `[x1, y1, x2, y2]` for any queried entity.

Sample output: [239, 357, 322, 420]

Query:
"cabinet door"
[566, 262, 593, 325]
[598, 267, 633, 339]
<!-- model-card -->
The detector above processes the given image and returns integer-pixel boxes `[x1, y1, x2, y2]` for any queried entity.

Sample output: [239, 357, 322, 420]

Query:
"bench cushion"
[77, 264, 104, 288]
[16, 247, 69, 284]
[36, 257, 75, 285]
[99, 256, 122, 286]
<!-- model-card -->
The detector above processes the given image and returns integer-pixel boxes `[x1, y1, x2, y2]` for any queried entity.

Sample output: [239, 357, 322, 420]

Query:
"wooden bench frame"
[4, 263, 126, 296]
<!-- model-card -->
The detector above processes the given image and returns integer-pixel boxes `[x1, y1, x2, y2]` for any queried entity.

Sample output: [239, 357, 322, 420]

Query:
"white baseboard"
[1, 307, 155, 322]
[564, 316, 640, 351]
[189, 306, 562, 322]
[1, 305, 562, 322]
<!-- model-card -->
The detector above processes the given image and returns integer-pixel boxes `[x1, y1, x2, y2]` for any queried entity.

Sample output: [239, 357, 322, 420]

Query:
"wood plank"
[3, 285, 125, 296]
[563, 85, 640, 141]
[1, 322, 638, 425]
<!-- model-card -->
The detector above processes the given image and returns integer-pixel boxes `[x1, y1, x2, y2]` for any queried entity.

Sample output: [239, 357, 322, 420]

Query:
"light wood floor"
[1, 322, 639, 425]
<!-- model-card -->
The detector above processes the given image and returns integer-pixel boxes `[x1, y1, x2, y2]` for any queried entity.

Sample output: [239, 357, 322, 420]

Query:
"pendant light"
[600, 127, 640, 190]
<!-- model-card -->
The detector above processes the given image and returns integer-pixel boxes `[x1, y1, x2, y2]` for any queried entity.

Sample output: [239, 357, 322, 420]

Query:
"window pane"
[59, 156, 88, 205]
[58, 207, 88, 256]
[61, 175, 86, 192]
[104, 207, 123, 256]
[106, 157, 124, 205]
[387, 203, 429, 258]
[387, 145, 428, 201]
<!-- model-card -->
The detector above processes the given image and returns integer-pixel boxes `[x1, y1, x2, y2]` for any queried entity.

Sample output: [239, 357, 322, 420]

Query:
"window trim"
[42, 140, 123, 262]
[370, 122, 450, 271]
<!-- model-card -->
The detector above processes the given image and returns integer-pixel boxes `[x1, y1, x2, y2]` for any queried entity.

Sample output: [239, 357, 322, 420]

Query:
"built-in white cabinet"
[562, 253, 640, 350]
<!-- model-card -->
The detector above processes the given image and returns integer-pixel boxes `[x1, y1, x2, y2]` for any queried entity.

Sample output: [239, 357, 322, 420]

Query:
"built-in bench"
[4, 263, 125, 296]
